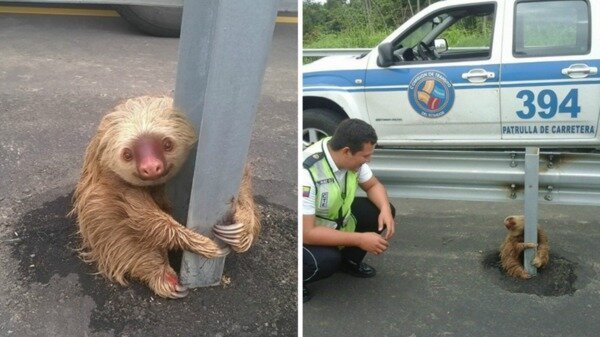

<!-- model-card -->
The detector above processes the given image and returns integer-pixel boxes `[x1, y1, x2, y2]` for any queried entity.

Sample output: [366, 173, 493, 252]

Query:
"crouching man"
[302, 119, 396, 302]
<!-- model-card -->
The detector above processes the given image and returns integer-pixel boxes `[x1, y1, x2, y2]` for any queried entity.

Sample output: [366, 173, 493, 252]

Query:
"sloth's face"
[504, 215, 525, 235]
[117, 134, 177, 186]
[99, 97, 197, 186]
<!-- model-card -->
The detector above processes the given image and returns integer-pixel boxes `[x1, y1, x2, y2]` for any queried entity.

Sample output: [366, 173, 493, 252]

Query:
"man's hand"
[378, 208, 395, 240]
[360, 176, 396, 240]
[358, 232, 388, 255]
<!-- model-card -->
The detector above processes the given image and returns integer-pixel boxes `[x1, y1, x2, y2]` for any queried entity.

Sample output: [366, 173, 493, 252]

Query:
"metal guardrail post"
[169, 0, 278, 287]
[523, 147, 539, 277]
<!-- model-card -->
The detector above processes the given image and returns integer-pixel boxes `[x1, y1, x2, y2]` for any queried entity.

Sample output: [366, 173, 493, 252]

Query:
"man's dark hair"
[329, 119, 378, 153]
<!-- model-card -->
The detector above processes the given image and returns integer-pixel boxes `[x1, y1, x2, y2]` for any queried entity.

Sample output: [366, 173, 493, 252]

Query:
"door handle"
[561, 64, 598, 78]
[461, 69, 495, 83]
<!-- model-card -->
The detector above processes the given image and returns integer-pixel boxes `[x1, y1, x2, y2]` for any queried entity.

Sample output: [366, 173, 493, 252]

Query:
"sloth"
[70, 96, 260, 298]
[500, 215, 549, 279]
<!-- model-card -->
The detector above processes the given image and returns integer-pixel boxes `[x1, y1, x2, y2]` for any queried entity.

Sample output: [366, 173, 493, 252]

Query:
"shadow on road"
[9, 191, 297, 336]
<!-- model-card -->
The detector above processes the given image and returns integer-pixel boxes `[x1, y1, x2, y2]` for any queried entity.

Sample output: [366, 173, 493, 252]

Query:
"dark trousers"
[303, 197, 396, 284]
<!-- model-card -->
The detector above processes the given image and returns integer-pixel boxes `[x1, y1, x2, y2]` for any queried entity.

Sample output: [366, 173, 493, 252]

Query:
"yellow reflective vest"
[303, 138, 358, 232]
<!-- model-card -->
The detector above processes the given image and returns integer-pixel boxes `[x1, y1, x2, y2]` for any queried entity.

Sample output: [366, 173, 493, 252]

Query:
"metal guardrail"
[359, 146, 600, 275]
[369, 149, 600, 206]
[171, 0, 278, 287]
[0, 0, 183, 5]
[303, 48, 371, 57]
[0, 0, 298, 12]
[523, 148, 539, 276]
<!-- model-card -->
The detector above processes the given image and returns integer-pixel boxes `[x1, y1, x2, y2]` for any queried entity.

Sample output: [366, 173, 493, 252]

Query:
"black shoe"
[340, 260, 377, 278]
[303, 287, 311, 303]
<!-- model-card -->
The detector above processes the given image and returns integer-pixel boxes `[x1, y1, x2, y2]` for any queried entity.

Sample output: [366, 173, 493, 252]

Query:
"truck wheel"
[303, 108, 346, 148]
[115, 6, 183, 37]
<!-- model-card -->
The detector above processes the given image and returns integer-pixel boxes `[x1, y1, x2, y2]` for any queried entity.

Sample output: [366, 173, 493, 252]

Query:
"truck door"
[500, 0, 599, 143]
[364, 2, 502, 145]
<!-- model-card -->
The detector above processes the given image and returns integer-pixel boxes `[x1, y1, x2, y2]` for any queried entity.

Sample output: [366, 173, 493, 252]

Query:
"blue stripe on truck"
[303, 59, 600, 92]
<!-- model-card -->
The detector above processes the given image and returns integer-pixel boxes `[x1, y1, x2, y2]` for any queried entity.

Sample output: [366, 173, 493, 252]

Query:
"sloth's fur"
[500, 215, 549, 279]
[70, 96, 260, 298]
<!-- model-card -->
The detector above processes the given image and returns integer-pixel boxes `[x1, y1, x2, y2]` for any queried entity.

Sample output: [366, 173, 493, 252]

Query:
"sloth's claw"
[215, 246, 231, 257]
[161, 272, 190, 299]
[213, 222, 255, 252]
[171, 286, 189, 299]
[215, 232, 240, 240]
[215, 236, 241, 245]
[214, 223, 246, 245]
[214, 223, 244, 234]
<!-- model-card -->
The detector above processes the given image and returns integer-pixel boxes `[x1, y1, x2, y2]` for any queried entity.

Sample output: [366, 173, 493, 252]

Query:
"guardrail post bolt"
[510, 152, 517, 168]
[547, 155, 554, 169]
[510, 184, 517, 199]
[544, 185, 554, 201]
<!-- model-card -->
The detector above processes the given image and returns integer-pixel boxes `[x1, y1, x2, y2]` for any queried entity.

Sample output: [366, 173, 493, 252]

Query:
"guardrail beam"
[370, 149, 600, 206]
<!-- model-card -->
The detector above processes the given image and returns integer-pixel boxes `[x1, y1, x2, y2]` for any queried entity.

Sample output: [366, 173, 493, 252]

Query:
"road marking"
[276, 16, 298, 24]
[0, 6, 119, 17]
[0, 6, 298, 24]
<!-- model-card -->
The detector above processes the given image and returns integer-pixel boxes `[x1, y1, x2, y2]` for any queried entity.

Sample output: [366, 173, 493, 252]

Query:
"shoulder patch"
[302, 186, 311, 197]
[303, 152, 324, 169]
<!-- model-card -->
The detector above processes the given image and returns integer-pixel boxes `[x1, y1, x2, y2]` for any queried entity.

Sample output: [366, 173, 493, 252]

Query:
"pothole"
[482, 250, 581, 296]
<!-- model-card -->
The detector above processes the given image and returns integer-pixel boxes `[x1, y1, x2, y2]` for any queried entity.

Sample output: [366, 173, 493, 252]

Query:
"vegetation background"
[303, 0, 441, 48]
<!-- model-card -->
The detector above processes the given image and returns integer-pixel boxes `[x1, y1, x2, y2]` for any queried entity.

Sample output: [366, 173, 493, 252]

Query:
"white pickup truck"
[303, 0, 599, 149]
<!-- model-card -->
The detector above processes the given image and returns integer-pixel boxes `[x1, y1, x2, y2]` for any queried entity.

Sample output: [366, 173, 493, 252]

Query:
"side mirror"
[434, 38, 448, 53]
[377, 42, 394, 68]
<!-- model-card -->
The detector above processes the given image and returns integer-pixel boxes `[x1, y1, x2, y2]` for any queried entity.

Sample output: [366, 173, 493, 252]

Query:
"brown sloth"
[500, 215, 549, 279]
[70, 96, 260, 299]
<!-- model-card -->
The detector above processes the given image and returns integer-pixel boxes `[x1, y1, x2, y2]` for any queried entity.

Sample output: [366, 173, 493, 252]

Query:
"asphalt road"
[304, 198, 600, 337]
[0, 7, 297, 337]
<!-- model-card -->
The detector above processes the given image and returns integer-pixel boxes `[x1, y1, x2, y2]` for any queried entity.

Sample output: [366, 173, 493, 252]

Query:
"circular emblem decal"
[408, 70, 455, 118]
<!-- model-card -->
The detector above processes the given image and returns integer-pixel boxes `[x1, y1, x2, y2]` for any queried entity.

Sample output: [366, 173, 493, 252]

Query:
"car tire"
[303, 108, 346, 148]
[115, 5, 183, 37]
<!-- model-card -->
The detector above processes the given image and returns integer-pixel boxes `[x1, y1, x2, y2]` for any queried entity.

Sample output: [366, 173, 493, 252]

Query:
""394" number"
[516, 88, 580, 119]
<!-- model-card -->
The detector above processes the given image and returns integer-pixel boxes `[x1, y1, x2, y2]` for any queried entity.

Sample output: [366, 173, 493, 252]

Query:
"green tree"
[303, 0, 455, 48]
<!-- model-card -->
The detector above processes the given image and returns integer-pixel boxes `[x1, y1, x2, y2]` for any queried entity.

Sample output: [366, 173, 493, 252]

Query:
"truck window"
[514, 0, 590, 57]
[392, 4, 495, 63]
